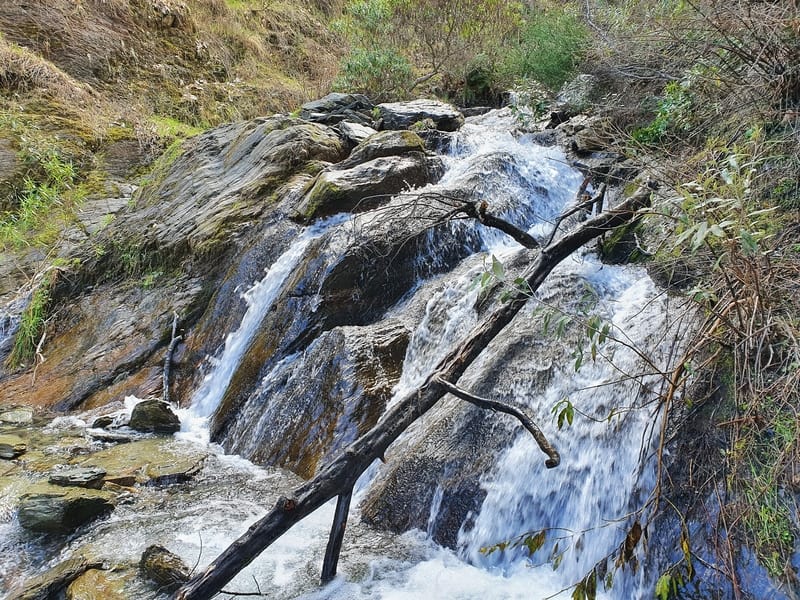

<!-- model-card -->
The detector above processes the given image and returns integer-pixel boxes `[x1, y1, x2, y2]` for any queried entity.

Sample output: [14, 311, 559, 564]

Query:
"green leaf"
[739, 229, 759, 256]
[655, 574, 672, 600]
[522, 530, 546, 555]
[491, 254, 505, 280]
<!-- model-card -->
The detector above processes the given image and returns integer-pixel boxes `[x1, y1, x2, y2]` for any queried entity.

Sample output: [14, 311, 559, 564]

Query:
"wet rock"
[49, 466, 107, 489]
[66, 568, 127, 600]
[17, 484, 116, 533]
[91, 416, 114, 429]
[128, 400, 180, 433]
[295, 152, 444, 222]
[87, 429, 135, 444]
[300, 92, 375, 126]
[338, 130, 427, 169]
[0, 407, 34, 425]
[6, 556, 104, 600]
[378, 99, 465, 132]
[225, 320, 410, 477]
[337, 121, 377, 146]
[0, 433, 26, 459]
[139, 544, 190, 593]
[79, 438, 206, 486]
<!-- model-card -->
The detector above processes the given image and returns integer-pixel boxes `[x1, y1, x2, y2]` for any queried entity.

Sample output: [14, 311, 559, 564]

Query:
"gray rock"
[337, 121, 377, 146]
[378, 99, 465, 132]
[294, 152, 444, 222]
[0, 407, 34, 424]
[301, 92, 374, 125]
[0, 433, 26, 459]
[338, 130, 427, 169]
[91, 416, 114, 429]
[17, 485, 116, 533]
[139, 544, 190, 593]
[49, 466, 107, 489]
[128, 400, 180, 433]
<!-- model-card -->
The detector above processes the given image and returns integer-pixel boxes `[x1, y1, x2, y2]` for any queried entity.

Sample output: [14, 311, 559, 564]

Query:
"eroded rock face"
[224, 320, 410, 478]
[300, 92, 375, 126]
[378, 99, 465, 132]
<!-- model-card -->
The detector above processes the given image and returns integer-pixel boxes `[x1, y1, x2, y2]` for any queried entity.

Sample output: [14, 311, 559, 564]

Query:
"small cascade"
[178, 215, 348, 442]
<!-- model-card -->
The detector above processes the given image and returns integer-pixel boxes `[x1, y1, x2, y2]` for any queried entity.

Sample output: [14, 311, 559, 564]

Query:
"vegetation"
[2, 0, 800, 597]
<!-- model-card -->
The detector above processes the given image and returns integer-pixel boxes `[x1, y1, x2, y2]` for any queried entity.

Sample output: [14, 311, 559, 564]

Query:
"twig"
[432, 375, 560, 468]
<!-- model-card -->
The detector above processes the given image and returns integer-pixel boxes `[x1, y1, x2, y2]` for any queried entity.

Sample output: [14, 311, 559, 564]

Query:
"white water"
[177, 215, 348, 444]
[2, 112, 684, 599]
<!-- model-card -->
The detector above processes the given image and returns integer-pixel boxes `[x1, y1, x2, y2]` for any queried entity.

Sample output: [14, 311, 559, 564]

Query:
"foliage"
[499, 7, 589, 91]
[6, 273, 53, 369]
[632, 80, 694, 144]
[333, 48, 414, 102]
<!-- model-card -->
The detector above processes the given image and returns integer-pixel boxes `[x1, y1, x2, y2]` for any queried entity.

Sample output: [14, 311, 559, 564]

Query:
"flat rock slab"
[0, 433, 26, 459]
[378, 99, 464, 132]
[66, 568, 128, 600]
[17, 484, 116, 533]
[0, 408, 34, 424]
[6, 556, 104, 600]
[77, 438, 207, 486]
[49, 466, 107, 489]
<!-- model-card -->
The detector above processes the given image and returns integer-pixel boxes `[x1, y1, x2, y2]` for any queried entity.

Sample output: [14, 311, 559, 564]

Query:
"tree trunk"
[174, 186, 653, 600]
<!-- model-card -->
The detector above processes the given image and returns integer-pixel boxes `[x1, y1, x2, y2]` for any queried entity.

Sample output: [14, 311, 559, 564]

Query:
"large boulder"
[377, 99, 465, 132]
[224, 320, 409, 477]
[17, 485, 116, 533]
[338, 130, 427, 169]
[128, 400, 180, 433]
[294, 152, 444, 222]
[139, 544, 190, 593]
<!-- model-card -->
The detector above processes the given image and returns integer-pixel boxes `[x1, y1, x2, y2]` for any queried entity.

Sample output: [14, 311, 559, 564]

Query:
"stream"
[2, 109, 689, 599]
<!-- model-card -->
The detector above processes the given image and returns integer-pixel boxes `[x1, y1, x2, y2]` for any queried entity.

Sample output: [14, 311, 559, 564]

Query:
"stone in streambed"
[140, 544, 190, 593]
[0, 433, 26, 459]
[17, 484, 116, 533]
[49, 466, 107, 489]
[5, 556, 104, 600]
[377, 99, 464, 132]
[0, 407, 34, 425]
[66, 568, 128, 600]
[128, 400, 180, 433]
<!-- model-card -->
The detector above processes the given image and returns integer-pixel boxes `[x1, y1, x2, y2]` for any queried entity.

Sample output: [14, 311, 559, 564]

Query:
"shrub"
[500, 8, 589, 91]
[332, 47, 414, 101]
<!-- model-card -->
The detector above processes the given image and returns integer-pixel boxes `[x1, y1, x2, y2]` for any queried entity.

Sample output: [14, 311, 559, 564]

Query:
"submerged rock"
[128, 400, 180, 433]
[78, 438, 206, 486]
[378, 99, 465, 132]
[5, 556, 104, 600]
[139, 544, 190, 593]
[17, 484, 116, 533]
[66, 568, 128, 600]
[0, 433, 26, 459]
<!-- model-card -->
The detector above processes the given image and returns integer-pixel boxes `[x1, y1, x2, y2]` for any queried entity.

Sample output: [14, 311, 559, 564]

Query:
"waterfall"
[5, 110, 687, 600]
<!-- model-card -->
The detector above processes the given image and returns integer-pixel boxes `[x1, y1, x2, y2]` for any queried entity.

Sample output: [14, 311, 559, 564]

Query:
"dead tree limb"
[320, 489, 353, 583]
[174, 186, 653, 600]
[163, 312, 182, 405]
[431, 375, 560, 468]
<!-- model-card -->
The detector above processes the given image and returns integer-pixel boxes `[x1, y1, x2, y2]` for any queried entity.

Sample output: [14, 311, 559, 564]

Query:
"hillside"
[1, 1, 800, 599]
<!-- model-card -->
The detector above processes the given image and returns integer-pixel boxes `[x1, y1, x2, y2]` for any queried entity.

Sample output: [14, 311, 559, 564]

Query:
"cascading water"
[2, 110, 687, 599]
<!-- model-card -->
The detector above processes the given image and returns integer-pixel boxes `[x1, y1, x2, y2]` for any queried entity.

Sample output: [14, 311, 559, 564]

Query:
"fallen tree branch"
[163, 312, 182, 405]
[174, 185, 653, 600]
[431, 375, 560, 468]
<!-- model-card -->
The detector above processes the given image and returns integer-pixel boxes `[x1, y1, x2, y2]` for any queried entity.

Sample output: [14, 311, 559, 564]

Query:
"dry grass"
[0, 38, 91, 102]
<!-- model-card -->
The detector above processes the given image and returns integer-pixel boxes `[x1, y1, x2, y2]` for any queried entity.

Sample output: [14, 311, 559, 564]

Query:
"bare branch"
[432, 375, 560, 468]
